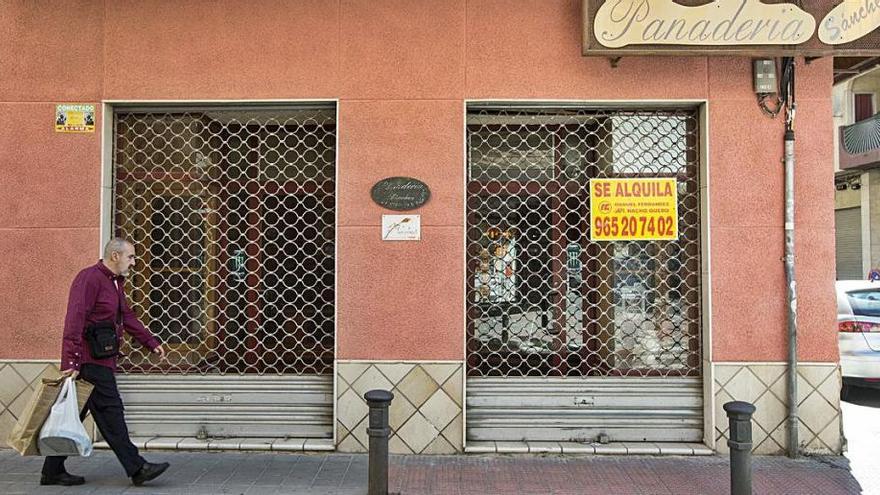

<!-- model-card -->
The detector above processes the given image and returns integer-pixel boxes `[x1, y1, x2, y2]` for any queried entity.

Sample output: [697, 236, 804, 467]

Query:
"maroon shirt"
[61, 261, 160, 371]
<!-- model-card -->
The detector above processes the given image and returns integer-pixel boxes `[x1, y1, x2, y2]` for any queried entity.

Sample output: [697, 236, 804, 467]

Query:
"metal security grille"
[112, 105, 336, 377]
[466, 105, 701, 379]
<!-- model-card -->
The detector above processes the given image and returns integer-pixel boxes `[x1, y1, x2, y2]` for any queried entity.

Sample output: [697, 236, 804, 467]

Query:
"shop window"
[466, 106, 701, 378]
[113, 106, 336, 375]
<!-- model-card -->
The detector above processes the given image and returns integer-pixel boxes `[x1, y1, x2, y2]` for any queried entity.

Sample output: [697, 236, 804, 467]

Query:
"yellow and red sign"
[55, 104, 96, 133]
[590, 178, 678, 241]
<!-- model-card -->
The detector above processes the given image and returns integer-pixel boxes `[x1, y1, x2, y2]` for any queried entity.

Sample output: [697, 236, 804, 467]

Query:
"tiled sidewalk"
[0, 449, 866, 495]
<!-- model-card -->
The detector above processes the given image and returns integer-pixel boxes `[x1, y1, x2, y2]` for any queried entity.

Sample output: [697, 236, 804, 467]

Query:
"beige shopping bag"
[5, 376, 93, 456]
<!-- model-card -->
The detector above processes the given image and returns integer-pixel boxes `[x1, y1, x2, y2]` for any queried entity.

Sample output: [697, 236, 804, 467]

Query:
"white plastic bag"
[38, 377, 92, 457]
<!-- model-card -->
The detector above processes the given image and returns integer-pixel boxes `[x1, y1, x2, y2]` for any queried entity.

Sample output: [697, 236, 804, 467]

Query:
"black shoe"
[131, 461, 169, 486]
[40, 472, 85, 486]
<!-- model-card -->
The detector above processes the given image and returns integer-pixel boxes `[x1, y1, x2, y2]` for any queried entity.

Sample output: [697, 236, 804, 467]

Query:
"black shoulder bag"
[84, 281, 122, 359]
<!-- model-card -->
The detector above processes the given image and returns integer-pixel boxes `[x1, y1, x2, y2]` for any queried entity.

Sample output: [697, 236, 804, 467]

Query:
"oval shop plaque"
[370, 177, 430, 211]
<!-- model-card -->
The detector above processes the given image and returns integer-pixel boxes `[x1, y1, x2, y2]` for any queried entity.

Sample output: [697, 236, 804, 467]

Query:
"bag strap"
[82, 277, 123, 330]
[64, 376, 78, 404]
[113, 277, 124, 328]
[52, 377, 73, 406]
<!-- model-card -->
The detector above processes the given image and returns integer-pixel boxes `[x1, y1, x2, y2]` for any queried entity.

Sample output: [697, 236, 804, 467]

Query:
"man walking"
[41, 238, 170, 487]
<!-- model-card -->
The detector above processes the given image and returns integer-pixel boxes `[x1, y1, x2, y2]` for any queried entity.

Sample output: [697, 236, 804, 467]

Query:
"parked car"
[837, 280, 880, 397]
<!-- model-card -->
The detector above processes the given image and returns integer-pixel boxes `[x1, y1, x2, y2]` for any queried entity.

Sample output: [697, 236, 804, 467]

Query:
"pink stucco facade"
[0, 0, 836, 365]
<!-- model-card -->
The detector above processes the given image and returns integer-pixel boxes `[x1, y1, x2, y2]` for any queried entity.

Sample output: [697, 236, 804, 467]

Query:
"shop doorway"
[465, 104, 703, 443]
[111, 104, 336, 439]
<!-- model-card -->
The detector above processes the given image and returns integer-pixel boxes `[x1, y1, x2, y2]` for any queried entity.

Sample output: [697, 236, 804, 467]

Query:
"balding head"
[103, 238, 132, 260]
[102, 238, 136, 276]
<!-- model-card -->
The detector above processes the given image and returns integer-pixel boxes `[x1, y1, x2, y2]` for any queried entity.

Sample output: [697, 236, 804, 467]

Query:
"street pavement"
[0, 386, 877, 494]
[0, 447, 866, 494]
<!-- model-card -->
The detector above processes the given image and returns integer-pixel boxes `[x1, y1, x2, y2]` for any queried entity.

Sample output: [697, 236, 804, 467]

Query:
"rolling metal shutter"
[118, 375, 333, 438]
[467, 377, 703, 442]
[835, 207, 863, 280]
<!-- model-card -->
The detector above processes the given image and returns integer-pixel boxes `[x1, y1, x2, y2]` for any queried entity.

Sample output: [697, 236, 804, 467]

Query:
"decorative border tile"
[336, 361, 463, 454]
[11, 359, 836, 456]
[713, 362, 842, 455]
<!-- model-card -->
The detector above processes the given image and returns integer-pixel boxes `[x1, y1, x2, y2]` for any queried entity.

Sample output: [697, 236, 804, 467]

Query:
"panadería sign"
[584, 0, 880, 55]
[820, 0, 880, 45]
[594, 0, 816, 47]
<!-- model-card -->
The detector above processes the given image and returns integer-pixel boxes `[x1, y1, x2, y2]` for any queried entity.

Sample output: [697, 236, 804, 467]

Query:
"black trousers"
[42, 364, 145, 477]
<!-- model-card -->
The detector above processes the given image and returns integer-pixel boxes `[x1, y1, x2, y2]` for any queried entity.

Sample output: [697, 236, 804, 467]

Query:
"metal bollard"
[724, 401, 756, 495]
[364, 389, 394, 495]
